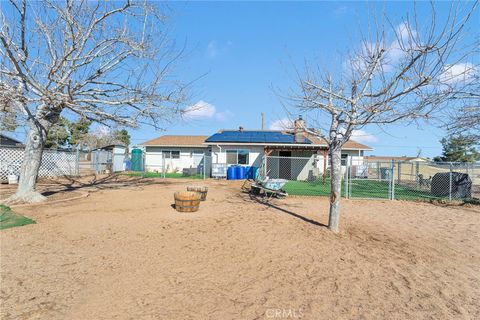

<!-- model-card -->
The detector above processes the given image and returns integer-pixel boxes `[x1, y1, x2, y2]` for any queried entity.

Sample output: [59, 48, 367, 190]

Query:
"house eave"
[142, 144, 208, 148]
[204, 141, 372, 151]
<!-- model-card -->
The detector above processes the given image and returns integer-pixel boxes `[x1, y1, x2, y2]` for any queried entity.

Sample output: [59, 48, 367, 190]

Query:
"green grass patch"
[284, 179, 332, 196]
[349, 179, 444, 200]
[284, 179, 446, 201]
[0, 204, 35, 230]
[124, 172, 204, 179]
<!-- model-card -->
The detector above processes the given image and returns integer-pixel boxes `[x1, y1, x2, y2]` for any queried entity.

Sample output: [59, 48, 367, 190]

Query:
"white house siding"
[144, 144, 366, 179]
[145, 146, 207, 173]
[210, 145, 264, 168]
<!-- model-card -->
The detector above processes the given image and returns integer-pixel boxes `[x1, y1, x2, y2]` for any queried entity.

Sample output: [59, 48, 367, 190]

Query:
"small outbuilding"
[91, 144, 127, 173]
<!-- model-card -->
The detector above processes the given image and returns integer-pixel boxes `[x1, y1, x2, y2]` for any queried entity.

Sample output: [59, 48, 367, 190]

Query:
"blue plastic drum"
[235, 166, 246, 180]
[227, 166, 237, 180]
[244, 166, 252, 179]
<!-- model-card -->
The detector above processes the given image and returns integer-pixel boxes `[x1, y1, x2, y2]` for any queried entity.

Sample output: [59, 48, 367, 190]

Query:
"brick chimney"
[294, 115, 305, 143]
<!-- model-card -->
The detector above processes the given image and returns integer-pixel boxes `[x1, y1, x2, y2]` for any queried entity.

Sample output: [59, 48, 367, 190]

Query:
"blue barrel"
[244, 166, 252, 179]
[235, 166, 246, 179]
[227, 166, 237, 180]
[124, 159, 132, 171]
[251, 166, 259, 179]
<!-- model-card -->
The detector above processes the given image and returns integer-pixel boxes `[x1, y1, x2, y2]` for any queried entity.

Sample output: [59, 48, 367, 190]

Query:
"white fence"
[0, 145, 79, 181]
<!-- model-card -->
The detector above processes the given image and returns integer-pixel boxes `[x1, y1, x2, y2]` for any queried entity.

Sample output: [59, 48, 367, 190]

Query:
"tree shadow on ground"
[237, 191, 328, 228]
[40, 173, 177, 196]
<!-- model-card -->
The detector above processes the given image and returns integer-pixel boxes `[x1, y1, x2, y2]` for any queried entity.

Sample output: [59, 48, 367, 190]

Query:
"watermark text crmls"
[266, 308, 304, 318]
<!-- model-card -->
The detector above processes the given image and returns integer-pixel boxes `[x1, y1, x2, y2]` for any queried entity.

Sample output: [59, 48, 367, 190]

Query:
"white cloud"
[183, 100, 216, 119]
[183, 100, 233, 122]
[206, 40, 232, 58]
[269, 118, 294, 130]
[351, 129, 378, 144]
[439, 63, 476, 84]
[215, 110, 234, 122]
[345, 23, 419, 75]
[395, 22, 416, 42]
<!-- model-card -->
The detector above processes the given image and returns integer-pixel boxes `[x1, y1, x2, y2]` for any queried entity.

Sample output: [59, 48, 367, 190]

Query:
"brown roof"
[304, 133, 372, 150]
[142, 132, 372, 150]
[142, 135, 208, 147]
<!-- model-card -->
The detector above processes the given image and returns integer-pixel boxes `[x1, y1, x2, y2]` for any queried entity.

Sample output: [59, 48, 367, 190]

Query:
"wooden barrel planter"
[187, 186, 209, 201]
[174, 191, 201, 212]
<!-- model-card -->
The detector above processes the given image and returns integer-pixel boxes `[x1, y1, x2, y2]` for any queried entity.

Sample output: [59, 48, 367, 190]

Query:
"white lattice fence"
[0, 146, 79, 181]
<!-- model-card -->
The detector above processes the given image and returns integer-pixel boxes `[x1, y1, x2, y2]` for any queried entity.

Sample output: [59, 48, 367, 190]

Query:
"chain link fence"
[264, 155, 479, 201]
[0, 145, 79, 182]
[126, 152, 211, 180]
[265, 155, 334, 196]
[348, 160, 479, 201]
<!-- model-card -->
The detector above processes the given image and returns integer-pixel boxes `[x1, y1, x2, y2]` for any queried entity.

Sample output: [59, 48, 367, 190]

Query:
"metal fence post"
[141, 148, 145, 178]
[449, 163, 453, 201]
[391, 160, 395, 200]
[264, 155, 268, 178]
[76, 148, 80, 176]
[203, 154, 206, 180]
[162, 153, 166, 178]
[344, 158, 349, 198]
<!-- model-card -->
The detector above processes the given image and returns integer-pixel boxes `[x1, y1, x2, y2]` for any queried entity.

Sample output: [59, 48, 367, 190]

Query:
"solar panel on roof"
[205, 131, 312, 144]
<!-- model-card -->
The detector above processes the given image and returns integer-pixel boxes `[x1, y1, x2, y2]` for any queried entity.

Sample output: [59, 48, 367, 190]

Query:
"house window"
[226, 150, 237, 164]
[341, 154, 348, 166]
[191, 150, 204, 157]
[226, 149, 249, 165]
[238, 150, 249, 165]
[162, 150, 180, 159]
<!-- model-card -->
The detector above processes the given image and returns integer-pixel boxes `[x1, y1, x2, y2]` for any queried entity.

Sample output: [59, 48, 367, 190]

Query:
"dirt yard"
[1, 176, 479, 319]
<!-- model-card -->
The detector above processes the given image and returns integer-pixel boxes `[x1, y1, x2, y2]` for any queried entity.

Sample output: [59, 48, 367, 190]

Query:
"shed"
[91, 144, 126, 173]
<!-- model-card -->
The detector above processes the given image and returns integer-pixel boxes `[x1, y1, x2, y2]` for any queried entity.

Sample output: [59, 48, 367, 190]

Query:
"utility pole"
[261, 112, 264, 130]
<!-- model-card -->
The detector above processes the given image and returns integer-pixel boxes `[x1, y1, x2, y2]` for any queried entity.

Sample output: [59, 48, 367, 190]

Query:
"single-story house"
[140, 117, 373, 180]
[141, 135, 210, 173]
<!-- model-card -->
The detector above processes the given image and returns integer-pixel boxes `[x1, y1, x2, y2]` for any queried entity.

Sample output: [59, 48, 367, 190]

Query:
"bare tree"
[1, 0, 187, 203]
[445, 73, 480, 141]
[288, 2, 478, 232]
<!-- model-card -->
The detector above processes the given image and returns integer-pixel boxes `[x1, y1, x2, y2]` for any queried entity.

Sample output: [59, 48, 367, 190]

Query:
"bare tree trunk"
[9, 106, 59, 203]
[328, 146, 342, 233]
[13, 122, 47, 202]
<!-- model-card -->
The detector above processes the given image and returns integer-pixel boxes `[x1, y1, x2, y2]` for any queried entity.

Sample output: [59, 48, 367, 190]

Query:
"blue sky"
[7, 1, 478, 158]
[128, 0, 477, 158]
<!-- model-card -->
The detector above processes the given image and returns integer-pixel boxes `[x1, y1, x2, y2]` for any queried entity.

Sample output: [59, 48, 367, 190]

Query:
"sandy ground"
[1, 177, 479, 319]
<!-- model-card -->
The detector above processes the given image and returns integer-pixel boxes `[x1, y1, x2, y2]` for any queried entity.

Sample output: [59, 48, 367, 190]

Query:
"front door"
[279, 151, 292, 179]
